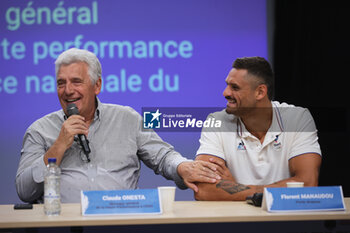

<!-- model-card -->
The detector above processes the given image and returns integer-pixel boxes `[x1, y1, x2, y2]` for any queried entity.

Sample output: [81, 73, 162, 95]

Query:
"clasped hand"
[177, 157, 234, 192]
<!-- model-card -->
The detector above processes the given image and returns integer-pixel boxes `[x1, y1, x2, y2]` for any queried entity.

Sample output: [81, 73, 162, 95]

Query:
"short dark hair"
[233, 57, 274, 100]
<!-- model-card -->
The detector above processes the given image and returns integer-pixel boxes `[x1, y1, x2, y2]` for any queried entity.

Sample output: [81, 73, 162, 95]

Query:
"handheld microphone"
[66, 103, 91, 162]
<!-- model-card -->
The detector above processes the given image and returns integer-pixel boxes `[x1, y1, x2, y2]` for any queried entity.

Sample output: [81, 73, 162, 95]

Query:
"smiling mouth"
[226, 98, 237, 107]
[65, 98, 81, 103]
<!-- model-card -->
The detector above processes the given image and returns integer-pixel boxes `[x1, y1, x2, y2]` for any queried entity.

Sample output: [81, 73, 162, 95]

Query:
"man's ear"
[94, 77, 102, 95]
[255, 84, 268, 101]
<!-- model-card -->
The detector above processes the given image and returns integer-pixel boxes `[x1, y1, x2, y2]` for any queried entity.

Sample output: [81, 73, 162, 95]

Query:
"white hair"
[55, 48, 102, 84]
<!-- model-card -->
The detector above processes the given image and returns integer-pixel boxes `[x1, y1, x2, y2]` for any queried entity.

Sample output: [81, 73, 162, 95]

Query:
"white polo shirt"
[196, 101, 322, 185]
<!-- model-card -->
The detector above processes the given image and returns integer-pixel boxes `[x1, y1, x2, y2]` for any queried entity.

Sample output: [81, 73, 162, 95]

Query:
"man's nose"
[223, 86, 230, 98]
[65, 82, 74, 95]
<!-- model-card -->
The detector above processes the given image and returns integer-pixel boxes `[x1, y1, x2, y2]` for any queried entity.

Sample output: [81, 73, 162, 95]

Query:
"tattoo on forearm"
[216, 180, 250, 195]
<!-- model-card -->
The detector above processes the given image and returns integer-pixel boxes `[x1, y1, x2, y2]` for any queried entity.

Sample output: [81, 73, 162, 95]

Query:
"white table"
[1, 199, 349, 229]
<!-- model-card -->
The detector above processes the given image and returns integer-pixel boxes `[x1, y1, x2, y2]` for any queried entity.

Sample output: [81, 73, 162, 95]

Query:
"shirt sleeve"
[196, 114, 226, 160]
[16, 123, 47, 203]
[135, 112, 189, 189]
[288, 108, 322, 159]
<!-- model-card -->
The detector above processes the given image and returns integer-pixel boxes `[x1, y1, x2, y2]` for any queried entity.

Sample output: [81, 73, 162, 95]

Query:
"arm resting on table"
[194, 153, 321, 201]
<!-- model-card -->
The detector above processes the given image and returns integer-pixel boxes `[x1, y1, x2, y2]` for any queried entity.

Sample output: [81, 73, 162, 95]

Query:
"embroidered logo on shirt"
[273, 135, 282, 150]
[237, 140, 246, 150]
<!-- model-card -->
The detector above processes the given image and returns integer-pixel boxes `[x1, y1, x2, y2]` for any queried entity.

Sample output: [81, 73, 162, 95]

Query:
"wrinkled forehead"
[56, 62, 90, 81]
[57, 61, 88, 74]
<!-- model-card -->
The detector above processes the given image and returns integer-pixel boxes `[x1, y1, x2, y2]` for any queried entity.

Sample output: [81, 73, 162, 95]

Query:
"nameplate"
[81, 189, 161, 216]
[262, 186, 345, 212]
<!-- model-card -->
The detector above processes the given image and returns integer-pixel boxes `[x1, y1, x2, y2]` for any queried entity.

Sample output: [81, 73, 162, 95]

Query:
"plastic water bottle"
[44, 158, 61, 215]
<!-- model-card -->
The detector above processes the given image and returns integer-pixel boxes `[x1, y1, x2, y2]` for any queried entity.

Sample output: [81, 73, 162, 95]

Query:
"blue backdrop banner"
[0, 0, 267, 204]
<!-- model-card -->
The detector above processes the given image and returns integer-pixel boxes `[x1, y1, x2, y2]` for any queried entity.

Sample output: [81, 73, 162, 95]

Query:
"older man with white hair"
[16, 48, 220, 203]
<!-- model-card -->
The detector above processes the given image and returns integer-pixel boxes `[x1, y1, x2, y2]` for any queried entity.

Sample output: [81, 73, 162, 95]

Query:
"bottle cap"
[48, 158, 57, 163]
